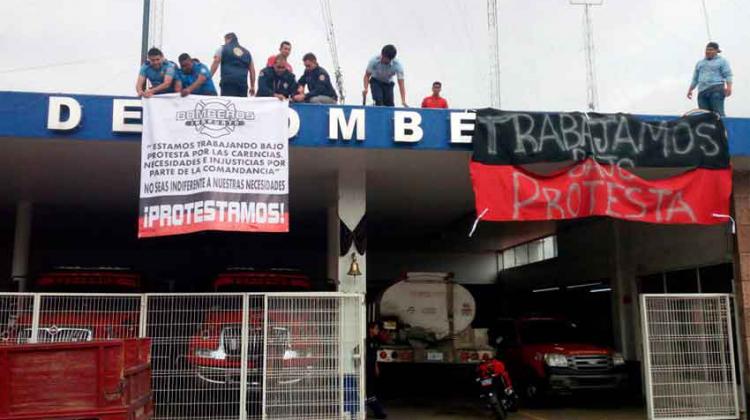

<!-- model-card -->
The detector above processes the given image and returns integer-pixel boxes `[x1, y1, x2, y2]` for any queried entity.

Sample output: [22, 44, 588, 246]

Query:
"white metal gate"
[641, 294, 739, 420]
[0, 292, 365, 420]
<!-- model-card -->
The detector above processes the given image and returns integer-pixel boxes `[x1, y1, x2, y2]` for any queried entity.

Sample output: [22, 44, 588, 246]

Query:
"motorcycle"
[476, 358, 519, 420]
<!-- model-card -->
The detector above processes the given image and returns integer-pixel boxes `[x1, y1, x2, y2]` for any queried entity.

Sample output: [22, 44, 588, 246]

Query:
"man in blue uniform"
[136, 47, 180, 97]
[687, 42, 733, 116]
[363, 44, 406, 107]
[293, 53, 338, 104]
[257, 55, 298, 100]
[210, 32, 256, 97]
[176, 53, 217, 96]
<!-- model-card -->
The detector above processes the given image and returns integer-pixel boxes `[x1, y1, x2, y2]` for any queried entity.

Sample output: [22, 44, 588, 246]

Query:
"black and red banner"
[470, 159, 731, 224]
[470, 109, 732, 225]
[472, 109, 729, 168]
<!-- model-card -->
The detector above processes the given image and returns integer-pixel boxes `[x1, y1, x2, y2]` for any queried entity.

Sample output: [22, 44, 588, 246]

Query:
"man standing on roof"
[210, 32, 256, 97]
[136, 48, 180, 97]
[293, 53, 338, 104]
[267, 41, 293, 73]
[687, 42, 733, 116]
[421, 81, 448, 108]
[363, 44, 407, 107]
[177, 53, 217, 96]
[257, 55, 298, 100]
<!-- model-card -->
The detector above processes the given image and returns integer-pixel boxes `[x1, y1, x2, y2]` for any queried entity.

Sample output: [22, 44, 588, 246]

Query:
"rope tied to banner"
[468, 208, 489, 237]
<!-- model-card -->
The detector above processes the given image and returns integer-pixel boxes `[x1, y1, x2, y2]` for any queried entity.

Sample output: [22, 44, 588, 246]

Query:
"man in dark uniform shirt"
[257, 55, 297, 100]
[210, 32, 256, 97]
[366, 322, 387, 419]
[293, 52, 338, 104]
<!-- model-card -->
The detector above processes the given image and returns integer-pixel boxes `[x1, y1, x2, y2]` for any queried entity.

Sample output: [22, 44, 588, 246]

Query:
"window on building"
[638, 263, 733, 294]
[498, 235, 557, 271]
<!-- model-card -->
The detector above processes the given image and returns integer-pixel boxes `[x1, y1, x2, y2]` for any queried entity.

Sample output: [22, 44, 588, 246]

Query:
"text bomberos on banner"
[138, 96, 289, 237]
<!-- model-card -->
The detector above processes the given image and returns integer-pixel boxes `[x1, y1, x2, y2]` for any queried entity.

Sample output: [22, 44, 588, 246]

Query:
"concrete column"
[327, 153, 366, 294]
[732, 171, 750, 391]
[11, 201, 32, 292]
[610, 220, 638, 360]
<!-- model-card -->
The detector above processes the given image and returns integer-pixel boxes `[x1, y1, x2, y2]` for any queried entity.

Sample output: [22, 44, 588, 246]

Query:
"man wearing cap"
[687, 42, 733, 116]
[210, 32, 256, 97]
[363, 44, 407, 107]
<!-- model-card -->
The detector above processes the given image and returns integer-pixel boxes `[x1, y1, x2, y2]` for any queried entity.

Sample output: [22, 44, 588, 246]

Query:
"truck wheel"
[520, 375, 545, 407]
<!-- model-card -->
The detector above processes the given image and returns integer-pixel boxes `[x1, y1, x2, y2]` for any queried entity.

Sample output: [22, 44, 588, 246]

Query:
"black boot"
[366, 396, 388, 419]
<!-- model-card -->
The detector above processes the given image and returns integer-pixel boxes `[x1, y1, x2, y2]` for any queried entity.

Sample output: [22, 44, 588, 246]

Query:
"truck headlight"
[544, 353, 568, 368]
[612, 353, 626, 366]
[195, 348, 226, 360]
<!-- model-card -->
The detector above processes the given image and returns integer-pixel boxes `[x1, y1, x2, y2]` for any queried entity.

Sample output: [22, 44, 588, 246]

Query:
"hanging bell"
[347, 253, 362, 276]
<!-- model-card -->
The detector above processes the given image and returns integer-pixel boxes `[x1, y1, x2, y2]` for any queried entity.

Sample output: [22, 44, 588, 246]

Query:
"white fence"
[0, 292, 365, 420]
[641, 294, 739, 420]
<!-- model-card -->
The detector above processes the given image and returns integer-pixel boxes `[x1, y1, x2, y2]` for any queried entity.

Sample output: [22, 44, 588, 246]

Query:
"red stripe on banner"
[137, 213, 290, 238]
[469, 160, 732, 225]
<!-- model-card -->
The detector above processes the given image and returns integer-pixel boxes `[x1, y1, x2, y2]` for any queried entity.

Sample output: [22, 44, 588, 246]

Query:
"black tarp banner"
[472, 109, 729, 169]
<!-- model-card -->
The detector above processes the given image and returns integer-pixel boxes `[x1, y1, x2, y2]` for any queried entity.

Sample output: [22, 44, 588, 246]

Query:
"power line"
[0, 56, 119, 74]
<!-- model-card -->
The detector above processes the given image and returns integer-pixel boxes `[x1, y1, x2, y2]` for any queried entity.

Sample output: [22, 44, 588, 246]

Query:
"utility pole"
[570, 0, 603, 111]
[487, 0, 502, 108]
[320, 0, 346, 104]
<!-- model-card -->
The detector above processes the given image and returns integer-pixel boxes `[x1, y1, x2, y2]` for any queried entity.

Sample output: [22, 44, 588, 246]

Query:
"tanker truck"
[376, 272, 494, 364]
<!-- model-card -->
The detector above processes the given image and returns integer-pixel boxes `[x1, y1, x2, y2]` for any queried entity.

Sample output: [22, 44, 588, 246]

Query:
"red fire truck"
[184, 269, 318, 388]
[1, 267, 141, 345]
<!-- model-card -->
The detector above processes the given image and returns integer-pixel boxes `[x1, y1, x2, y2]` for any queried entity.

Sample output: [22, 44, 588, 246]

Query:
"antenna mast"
[320, 0, 346, 104]
[487, 0, 502, 108]
[147, 0, 164, 50]
[570, 0, 603, 111]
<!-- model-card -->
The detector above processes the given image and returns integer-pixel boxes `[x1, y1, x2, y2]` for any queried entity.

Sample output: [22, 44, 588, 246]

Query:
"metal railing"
[0, 292, 366, 420]
[641, 294, 739, 420]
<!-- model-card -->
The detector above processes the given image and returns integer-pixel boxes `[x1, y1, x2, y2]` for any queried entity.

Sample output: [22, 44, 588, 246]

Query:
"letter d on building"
[47, 96, 82, 131]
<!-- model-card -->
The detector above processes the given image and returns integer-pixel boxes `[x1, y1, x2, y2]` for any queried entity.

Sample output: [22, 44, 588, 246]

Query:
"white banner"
[139, 95, 289, 237]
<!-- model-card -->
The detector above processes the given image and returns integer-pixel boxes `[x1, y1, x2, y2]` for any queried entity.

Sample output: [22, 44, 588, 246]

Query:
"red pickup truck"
[184, 269, 317, 388]
[491, 316, 627, 401]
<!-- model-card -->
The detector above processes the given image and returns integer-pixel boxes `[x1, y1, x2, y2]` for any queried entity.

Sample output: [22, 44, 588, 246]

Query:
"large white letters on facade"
[47, 96, 82, 131]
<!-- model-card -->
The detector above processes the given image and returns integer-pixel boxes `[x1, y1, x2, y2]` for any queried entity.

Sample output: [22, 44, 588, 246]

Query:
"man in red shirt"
[267, 41, 293, 73]
[421, 81, 448, 108]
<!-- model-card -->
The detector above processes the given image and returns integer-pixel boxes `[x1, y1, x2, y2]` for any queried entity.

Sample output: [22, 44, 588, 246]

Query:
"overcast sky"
[0, 0, 747, 116]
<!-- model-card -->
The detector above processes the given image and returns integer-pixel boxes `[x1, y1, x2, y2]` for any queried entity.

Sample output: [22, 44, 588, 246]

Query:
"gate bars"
[641, 294, 740, 420]
[0, 292, 366, 420]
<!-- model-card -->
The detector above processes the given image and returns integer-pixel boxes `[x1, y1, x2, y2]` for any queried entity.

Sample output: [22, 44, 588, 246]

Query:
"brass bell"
[347, 253, 362, 276]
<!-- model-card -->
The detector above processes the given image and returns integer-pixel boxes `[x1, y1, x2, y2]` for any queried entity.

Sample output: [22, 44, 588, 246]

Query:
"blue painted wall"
[0, 90, 747, 155]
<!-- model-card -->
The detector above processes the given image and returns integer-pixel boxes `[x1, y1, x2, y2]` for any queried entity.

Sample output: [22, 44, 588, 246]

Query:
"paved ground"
[378, 396, 647, 420]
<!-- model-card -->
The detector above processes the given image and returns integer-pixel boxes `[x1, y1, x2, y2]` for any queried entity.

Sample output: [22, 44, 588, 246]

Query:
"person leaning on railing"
[136, 47, 181, 98]
[176, 53, 217, 97]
